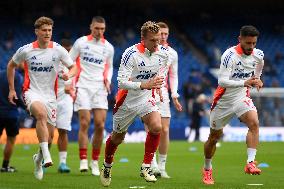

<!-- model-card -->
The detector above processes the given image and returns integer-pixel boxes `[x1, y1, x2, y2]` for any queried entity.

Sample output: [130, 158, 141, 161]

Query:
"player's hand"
[244, 75, 258, 88]
[254, 79, 263, 91]
[64, 84, 76, 99]
[141, 76, 164, 89]
[62, 72, 70, 81]
[8, 90, 18, 105]
[156, 88, 163, 102]
[104, 79, 111, 94]
[172, 97, 183, 112]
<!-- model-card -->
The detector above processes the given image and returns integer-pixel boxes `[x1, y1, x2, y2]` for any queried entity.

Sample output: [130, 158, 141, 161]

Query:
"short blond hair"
[141, 21, 160, 38]
[34, 16, 54, 29]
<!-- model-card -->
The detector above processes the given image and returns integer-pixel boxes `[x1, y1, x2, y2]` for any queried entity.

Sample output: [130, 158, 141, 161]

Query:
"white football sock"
[158, 154, 167, 171]
[247, 148, 257, 163]
[59, 151, 67, 164]
[151, 153, 158, 168]
[204, 158, 212, 170]
[39, 142, 52, 163]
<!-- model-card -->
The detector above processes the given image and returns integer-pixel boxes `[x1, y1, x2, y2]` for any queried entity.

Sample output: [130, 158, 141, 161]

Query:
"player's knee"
[36, 111, 47, 121]
[111, 134, 125, 145]
[208, 132, 222, 144]
[248, 120, 259, 132]
[80, 119, 90, 129]
[148, 124, 162, 134]
[94, 123, 104, 133]
[161, 126, 169, 134]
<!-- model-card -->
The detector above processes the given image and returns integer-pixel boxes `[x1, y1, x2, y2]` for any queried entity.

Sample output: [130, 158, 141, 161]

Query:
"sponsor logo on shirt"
[31, 65, 54, 72]
[136, 70, 157, 80]
[82, 56, 103, 64]
[232, 70, 254, 79]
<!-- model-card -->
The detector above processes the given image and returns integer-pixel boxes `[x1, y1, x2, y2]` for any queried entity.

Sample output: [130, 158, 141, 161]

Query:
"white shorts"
[113, 99, 159, 133]
[56, 94, 73, 131]
[23, 90, 57, 126]
[156, 101, 171, 118]
[210, 96, 257, 130]
[74, 87, 108, 111]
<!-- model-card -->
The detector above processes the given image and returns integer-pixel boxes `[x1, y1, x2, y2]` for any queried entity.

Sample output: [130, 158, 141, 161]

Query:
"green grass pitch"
[0, 141, 283, 189]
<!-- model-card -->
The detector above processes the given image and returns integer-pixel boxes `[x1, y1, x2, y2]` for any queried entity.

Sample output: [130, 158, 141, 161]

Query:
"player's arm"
[254, 55, 265, 91]
[65, 64, 77, 80]
[7, 46, 26, 105]
[118, 50, 163, 90]
[169, 52, 179, 98]
[218, 51, 247, 88]
[117, 51, 141, 90]
[59, 46, 78, 81]
[69, 39, 80, 62]
[169, 52, 182, 111]
[104, 45, 114, 94]
[7, 59, 19, 105]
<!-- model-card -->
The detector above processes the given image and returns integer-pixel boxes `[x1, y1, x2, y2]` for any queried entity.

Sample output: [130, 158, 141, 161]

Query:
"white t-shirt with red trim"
[114, 43, 170, 112]
[211, 44, 264, 110]
[12, 41, 74, 100]
[69, 35, 114, 89]
[155, 45, 179, 103]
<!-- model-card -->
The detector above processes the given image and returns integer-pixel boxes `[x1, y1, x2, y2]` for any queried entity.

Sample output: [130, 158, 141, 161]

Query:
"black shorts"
[0, 118, 19, 137]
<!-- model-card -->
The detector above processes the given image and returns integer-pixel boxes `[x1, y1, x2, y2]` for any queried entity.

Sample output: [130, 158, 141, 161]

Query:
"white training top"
[114, 43, 170, 112]
[154, 44, 179, 103]
[12, 41, 74, 100]
[211, 44, 264, 110]
[69, 35, 114, 89]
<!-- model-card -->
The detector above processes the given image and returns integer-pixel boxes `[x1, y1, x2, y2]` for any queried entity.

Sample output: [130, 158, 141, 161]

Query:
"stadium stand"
[1, 0, 284, 141]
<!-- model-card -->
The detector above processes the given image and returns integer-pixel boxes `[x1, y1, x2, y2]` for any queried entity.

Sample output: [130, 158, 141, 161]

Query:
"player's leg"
[158, 117, 170, 178]
[141, 111, 162, 182]
[202, 112, 232, 185]
[57, 128, 70, 173]
[56, 95, 73, 173]
[203, 128, 223, 185]
[239, 110, 261, 175]
[1, 118, 18, 172]
[31, 101, 53, 167]
[100, 106, 134, 187]
[90, 109, 107, 176]
[236, 97, 261, 175]
[100, 131, 126, 187]
[78, 109, 91, 172]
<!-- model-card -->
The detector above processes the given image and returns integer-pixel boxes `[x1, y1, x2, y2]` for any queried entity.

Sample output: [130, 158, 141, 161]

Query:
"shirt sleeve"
[218, 52, 245, 88]
[58, 46, 74, 68]
[254, 50, 264, 78]
[105, 44, 114, 83]
[12, 45, 27, 64]
[169, 51, 179, 98]
[117, 50, 141, 90]
[69, 39, 81, 61]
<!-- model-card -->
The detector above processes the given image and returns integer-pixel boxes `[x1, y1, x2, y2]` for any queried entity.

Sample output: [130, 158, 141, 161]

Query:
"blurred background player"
[202, 25, 264, 185]
[148, 21, 183, 179]
[100, 21, 168, 187]
[188, 93, 208, 142]
[0, 67, 25, 172]
[7, 16, 77, 180]
[69, 16, 114, 175]
[56, 39, 75, 173]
